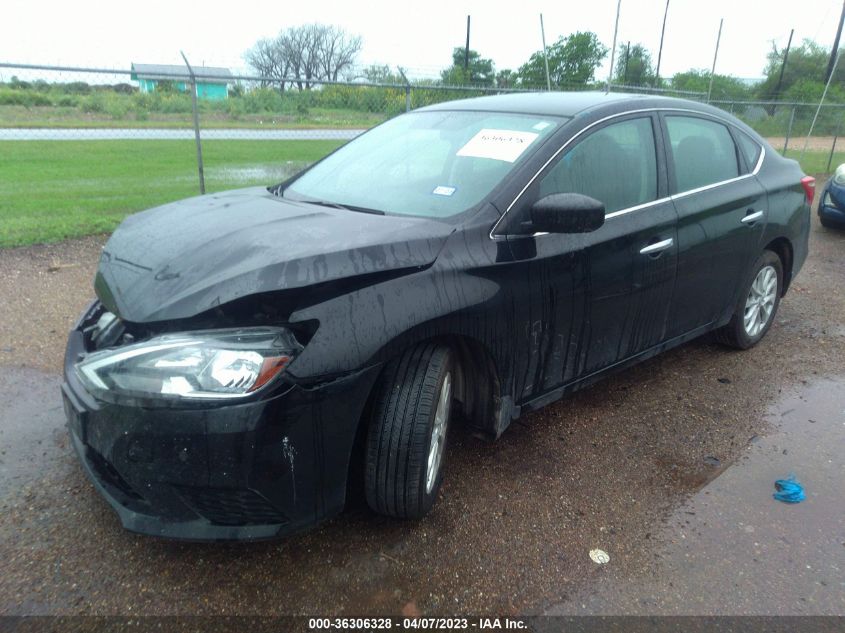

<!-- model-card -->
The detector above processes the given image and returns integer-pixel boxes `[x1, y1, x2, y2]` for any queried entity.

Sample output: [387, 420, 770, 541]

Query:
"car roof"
[417, 91, 711, 119]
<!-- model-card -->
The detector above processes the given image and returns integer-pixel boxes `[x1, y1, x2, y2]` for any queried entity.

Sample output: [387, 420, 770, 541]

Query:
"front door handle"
[742, 209, 765, 224]
[640, 238, 674, 255]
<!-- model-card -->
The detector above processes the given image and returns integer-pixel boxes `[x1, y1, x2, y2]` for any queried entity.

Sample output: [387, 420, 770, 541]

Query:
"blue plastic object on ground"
[773, 476, 806, 503]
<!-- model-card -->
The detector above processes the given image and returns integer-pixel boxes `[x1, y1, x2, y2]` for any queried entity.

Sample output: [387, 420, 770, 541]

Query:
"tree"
[245, 37, 290, 89]
[496, 69, 517, 89]
[782, 77, 845, 104]
[244, 24, 362, 90]
[360, 64, 404, 84]
[518, 32, 607, 88]
[440, 48, 495, 86]
[757, 39, 845, 100]
[315, 25, 363, 81]
[671, 69, 752, 100]
[613, 43, 655, 87]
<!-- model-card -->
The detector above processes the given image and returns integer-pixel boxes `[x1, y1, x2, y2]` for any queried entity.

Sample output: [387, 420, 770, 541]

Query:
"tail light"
[801, 176, 815, 204]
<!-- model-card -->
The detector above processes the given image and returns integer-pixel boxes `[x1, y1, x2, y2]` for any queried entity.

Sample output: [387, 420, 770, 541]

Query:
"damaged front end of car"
[63, 294, 381, 541]
[60, 185, 460, 540]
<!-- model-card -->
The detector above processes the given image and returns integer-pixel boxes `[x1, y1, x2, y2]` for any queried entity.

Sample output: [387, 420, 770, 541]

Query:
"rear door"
[661, 113, 767, 339]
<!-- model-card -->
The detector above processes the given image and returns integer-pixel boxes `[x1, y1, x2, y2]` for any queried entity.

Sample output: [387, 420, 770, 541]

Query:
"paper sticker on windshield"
[457, 129, 539, 163]
[533, 121, 553, 131]
[432, 185, 456, 196]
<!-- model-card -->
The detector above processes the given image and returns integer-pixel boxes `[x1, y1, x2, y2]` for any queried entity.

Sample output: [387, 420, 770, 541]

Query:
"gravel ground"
[1, 193, 844, 616]
[0, 234, 105, 372]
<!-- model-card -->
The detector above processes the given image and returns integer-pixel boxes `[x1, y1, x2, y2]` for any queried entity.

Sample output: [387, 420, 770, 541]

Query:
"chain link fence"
[2, 61, 844, 246]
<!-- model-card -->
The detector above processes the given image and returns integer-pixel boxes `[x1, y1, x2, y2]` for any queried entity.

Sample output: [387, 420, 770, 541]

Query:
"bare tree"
[244, 24, 362, 90]
[317, 25, 363, 81]
[244, 37, 289, 90]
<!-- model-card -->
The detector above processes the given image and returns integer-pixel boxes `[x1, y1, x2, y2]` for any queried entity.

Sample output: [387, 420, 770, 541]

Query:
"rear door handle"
[639, 238, 674, 255]
[742, 210, 765, 224]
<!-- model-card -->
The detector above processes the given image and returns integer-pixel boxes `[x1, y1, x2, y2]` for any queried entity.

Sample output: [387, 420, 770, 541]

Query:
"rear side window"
[735, 131, 762, 172]
[539, 117, 658, 213]
[665, 116, 739, 192]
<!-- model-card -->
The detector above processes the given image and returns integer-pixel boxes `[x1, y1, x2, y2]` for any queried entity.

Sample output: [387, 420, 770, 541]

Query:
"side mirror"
[530, 193, 605, 234]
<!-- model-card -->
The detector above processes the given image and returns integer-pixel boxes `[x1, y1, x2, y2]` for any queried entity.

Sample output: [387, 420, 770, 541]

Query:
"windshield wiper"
[302, 199, 385, 216]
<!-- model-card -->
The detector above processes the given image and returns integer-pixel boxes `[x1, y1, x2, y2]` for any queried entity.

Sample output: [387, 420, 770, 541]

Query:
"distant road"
[0, 128, 365, 141]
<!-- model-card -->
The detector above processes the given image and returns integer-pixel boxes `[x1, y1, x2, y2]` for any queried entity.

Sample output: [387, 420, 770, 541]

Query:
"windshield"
[283, 110, 563, 218]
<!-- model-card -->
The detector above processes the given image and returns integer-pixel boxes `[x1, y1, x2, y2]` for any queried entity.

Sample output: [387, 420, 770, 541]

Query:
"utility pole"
[624, 41, 631, 84]
[826, 0, 845, 83]
[654, 0, 670, 87]
[540, 14, 552, 91]
[606, 0, 622, 94]
[773, 29, 794, 101]
[464, 15, 471, 76]
[707, 18, 724, 103]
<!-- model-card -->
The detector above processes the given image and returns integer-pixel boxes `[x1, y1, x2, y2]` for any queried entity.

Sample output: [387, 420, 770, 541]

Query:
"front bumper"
[62, 307, 380, 541]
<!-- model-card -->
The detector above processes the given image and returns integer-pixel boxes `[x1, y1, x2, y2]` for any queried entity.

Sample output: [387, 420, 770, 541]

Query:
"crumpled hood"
[95, 187, 453, 322]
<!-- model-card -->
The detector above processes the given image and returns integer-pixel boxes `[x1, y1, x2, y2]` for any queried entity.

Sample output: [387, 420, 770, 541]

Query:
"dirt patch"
[0, 234, 106, 372]
[765, 136, 842, 152]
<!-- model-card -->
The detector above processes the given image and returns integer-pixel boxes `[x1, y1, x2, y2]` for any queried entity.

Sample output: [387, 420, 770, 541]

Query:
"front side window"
[538, 117, 658, 213]
[665, 116, 739, 192]
[283, 110, 562, 219]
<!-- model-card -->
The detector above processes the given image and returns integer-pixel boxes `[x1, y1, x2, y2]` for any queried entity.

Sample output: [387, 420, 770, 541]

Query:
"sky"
[3, 0, 844, 82]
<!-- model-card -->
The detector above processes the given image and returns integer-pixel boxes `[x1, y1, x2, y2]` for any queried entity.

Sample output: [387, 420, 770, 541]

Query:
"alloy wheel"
[425, 372, 451, 494]
[743, 265, 778, 337]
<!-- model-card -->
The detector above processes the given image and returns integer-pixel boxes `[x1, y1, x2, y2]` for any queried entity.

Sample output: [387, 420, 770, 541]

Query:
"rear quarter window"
[735, 131, 763, 173]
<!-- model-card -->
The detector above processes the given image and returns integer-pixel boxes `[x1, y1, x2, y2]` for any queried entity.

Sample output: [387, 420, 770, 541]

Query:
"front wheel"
[714, 250, 783, 350]
[364, 343, 454, 519]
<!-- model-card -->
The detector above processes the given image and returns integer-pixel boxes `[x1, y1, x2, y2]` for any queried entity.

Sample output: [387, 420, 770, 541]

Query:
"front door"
[496, 113, 678, 402]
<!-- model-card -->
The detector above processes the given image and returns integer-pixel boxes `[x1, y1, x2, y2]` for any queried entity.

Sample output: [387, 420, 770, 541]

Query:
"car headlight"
[834, 164, 845, 186]
[75, 327, 300, 402]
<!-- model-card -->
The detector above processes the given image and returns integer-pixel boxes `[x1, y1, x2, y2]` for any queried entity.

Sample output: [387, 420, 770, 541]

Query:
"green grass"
[782, 148, 845, 176]
[0, 141, 840, 249]
[0, 105, 387, 129]
[0, 139, 342, 247]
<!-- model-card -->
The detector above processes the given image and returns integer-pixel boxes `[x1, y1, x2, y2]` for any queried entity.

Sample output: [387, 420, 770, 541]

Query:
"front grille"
[86, 449, 145, 501]
[177, 487, 288, 526]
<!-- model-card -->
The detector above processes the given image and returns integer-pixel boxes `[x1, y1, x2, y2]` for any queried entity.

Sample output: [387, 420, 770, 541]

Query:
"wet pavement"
[550, 377, 845, 615]
[1, 211, 845, 616]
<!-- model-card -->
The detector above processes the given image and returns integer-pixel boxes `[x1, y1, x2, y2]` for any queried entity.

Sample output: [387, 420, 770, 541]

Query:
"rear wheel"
[364, 343, 453, 519]
[714, 250, 783, 350]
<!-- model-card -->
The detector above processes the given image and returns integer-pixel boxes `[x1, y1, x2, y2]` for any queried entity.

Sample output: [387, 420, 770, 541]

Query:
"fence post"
[397, 67, 411, 113]
[826, 117, 843, 173]
[783, 106, 796, 155]
[180, 51, 205, 195]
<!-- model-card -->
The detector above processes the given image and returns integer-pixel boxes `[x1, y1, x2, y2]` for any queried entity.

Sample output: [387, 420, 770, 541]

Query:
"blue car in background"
[819, 164, 845, 228]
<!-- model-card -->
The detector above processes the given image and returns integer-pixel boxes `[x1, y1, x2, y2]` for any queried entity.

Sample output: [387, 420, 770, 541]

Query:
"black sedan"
[63, 92, 813, 540]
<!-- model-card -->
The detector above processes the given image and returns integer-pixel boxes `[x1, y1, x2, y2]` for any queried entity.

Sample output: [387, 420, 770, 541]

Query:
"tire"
[364, 343, 454, 519]
[714, 250, 783, 350]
